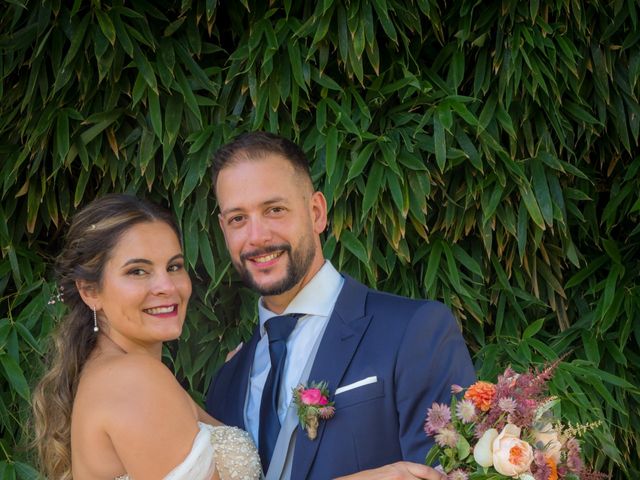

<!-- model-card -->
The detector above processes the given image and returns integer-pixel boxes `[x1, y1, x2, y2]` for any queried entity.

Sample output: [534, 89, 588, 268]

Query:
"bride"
[32, 194, 262, 480]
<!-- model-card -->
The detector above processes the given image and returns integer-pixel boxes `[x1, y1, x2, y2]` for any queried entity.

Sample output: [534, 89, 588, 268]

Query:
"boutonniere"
[292, 381, 335, 440]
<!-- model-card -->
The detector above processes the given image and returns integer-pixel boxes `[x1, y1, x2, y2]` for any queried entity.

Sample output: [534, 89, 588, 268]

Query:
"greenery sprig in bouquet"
[424, 362, 606, 480]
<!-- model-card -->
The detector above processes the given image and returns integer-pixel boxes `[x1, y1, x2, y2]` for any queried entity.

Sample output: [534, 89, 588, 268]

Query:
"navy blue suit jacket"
[206, 275, 475, 479]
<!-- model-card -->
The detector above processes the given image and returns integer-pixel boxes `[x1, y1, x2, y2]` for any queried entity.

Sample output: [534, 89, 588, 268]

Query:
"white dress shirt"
[244, 260, 344, 447]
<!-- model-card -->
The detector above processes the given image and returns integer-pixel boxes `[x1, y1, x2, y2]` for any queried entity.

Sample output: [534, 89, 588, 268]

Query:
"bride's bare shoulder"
[76, 353, 195, 422]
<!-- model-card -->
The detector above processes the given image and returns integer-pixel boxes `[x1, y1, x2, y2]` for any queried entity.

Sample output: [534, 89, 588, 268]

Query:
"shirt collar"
[257, 260, 344, 334]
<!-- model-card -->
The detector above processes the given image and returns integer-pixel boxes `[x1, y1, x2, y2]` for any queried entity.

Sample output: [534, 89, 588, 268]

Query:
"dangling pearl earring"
[93, 306, 99, 332]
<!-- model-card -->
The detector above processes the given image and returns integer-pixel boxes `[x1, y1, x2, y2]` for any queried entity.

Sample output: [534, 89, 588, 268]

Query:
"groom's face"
[216, 154, 327, 305]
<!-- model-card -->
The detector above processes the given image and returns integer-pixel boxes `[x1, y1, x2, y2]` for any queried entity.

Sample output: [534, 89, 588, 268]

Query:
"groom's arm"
[335, 461, 447, 480]
[394, 300, 476, 462]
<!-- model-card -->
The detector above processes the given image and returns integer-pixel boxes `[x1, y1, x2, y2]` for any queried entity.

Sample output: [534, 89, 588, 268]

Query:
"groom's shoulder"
[341, 273, 450, 318]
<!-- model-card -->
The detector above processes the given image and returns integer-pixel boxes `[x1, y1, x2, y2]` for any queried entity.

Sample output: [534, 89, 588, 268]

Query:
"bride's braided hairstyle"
[32, 194, 181, 480]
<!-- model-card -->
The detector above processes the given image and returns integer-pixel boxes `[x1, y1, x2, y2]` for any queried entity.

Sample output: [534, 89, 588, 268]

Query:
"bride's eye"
[127, 268, 147, 276]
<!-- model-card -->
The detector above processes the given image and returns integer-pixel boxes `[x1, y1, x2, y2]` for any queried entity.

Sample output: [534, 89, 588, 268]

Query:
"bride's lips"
[143, 304, 179, 317]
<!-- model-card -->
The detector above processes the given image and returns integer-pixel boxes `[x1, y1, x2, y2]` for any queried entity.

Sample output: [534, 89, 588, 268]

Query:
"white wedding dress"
[115, 423, 262, 480]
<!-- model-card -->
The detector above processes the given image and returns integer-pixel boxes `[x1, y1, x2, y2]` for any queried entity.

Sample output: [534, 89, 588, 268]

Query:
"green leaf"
[325, 126, 338, 180]
[361, 162, 384, 218]
[424, 240, 442, 295]
[433, 113, 446, 171]
[340, 230, 369, 264]
[148, 89, 163, 140]
[523, 317, 544, 339]
[198, 229, 216, 280]
[132, 43, 158, 93]
[518, 183, 545, 230]
[1, 353, 30, 401]
[95, 8, 116, 45]
[530, 158, 553, 226]
[55, 112, 70, 161]
[347, 142, 375, 182]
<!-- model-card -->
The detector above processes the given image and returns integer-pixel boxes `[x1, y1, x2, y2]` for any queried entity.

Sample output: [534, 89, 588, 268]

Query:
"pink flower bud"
[451, 384, 464, 394]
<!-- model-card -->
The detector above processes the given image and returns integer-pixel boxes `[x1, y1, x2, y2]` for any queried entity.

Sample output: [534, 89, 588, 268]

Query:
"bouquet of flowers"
[424, 362, 606, 480]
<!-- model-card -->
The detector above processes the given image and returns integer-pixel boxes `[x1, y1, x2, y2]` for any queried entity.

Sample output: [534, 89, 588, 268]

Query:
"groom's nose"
[247, 217, 273, 245]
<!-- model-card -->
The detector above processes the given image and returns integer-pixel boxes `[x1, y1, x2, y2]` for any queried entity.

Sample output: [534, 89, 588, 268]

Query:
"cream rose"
[473, 428, 499, 467]
[492, 424, 534, 477]
[533, 423, 562, 463]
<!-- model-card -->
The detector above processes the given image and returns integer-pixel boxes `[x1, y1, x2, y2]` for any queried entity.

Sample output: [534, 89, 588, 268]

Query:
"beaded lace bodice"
[114, 423, 262, 480]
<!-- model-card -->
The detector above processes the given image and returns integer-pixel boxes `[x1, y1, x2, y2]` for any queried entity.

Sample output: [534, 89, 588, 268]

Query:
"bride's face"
[91, 221, 192, 355]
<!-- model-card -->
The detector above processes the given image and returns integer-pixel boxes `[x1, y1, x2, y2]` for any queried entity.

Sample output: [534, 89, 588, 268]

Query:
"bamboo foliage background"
[1, 0, 639, 478]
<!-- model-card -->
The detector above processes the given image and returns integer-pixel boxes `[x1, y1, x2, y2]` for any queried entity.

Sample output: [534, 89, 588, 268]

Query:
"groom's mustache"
[240, 243, 292, 262]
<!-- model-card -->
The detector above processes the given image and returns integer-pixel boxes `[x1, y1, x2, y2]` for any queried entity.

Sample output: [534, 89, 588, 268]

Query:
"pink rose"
[299, 388, 328, 405]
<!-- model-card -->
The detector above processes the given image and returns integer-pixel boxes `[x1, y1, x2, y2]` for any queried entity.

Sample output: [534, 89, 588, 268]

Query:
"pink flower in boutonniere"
[292, 381, 335, 440]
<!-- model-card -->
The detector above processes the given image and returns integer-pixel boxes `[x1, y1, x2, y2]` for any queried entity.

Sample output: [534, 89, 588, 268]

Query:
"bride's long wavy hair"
[32, 194, 181, 480]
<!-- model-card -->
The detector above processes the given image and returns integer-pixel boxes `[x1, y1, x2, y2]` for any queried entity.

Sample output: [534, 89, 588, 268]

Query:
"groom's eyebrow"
[220, 197, 288, 216]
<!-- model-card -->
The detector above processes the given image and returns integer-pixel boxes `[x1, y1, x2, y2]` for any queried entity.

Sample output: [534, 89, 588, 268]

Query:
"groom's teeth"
[254, 252, 280, 263]
[145, 306, 175, 314]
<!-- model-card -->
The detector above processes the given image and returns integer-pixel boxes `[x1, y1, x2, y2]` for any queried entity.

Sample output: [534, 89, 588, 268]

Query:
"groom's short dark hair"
[210, 132, 312, 195]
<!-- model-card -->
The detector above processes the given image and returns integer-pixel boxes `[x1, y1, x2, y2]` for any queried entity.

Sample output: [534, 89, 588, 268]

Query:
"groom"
[205, 132, 475, 479]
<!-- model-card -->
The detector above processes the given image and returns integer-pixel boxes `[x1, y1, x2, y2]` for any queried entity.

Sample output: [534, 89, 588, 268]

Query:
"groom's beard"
[235, 237, 316, 296]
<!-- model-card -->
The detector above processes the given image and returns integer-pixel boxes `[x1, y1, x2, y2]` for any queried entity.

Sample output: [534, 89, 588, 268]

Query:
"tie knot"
[264, 314, 299, 343]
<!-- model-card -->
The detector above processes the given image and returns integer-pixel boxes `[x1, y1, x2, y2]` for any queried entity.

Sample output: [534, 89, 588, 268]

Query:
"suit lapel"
[292, 275, 371, 478]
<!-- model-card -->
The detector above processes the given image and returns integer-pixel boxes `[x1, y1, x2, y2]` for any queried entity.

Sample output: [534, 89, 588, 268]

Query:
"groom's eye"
[228, 215, 245, 225]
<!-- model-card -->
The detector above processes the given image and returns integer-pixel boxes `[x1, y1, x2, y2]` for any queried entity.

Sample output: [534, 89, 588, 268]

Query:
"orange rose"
[465, 381, 496, 412]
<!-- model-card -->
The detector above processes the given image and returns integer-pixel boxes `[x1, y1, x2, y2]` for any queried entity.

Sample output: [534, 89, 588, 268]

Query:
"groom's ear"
[310, 191, 328, 234]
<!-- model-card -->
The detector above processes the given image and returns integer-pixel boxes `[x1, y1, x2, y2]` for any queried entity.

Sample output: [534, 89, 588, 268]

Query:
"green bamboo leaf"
[80, 110, 122, 145]
[198, 230, 216, 280]
[386, 172, 405, 215]
[433, 114, 446, 172]
[482, 183, 504, 223]
[325, 126, 338, 180]
[340, 230, 369, 264]
[370, 0, 398, 44]
[347, 142, 375, 182]
[95, 9, 116, 45]
[442, 243, 462, 291]
[424, 240, 442, 295]
[113, 13, 134, 56]
[530, 158, 553, 226]
[530, 0, 539, 22]
[183, 209, 199, 268]
[565, 256, 608, 289]
[361, 162, 384, 218]
[523, 317, 544, 339]
[62, 14, 91, 67]
[73, 167, 91, 207]
[15, 461, 41, 479]
[148, 89, 163, 140]
[132, 43, 158, 93]
[519, 183, 545, 230]
[287, 42, 308, 92]
[601, 238, 622, 264]
[55, 112, 69, 161]
[1, 353, 30, 401]
[7, 245, 22, 286]
[175, 67, 201, 125]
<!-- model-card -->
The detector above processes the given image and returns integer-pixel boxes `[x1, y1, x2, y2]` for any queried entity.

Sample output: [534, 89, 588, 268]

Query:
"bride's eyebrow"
[121, 254, 184, 268]
[121, 258, 152, 267]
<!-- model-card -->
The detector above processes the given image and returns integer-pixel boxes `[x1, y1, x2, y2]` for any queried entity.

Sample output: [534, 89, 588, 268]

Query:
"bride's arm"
[195, 403, 223, 426]
[100, 354, 219, 480]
